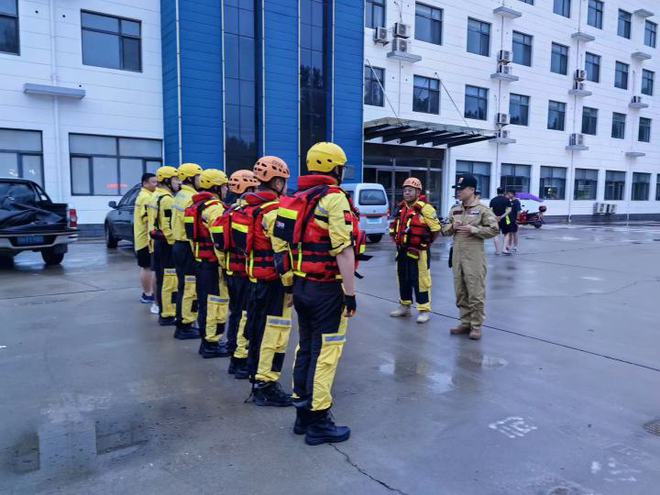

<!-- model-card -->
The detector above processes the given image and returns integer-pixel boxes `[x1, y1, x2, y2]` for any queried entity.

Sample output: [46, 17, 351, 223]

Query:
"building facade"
[363, 0, 659, 219]
[0, 0, 364, 227]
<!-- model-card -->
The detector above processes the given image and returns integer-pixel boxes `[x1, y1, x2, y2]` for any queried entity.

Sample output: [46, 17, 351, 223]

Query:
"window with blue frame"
[611, 112, 626, 139]
[551, 43, 569, 75]
[642, 69, 654, 96]
[509, 93, 530, 126]
[366, 0, 385, 29]
[224, 0, 258, 175]
[581, 107, 598, 135]
[587, 0, 603, 29]
[300, 0, 329, 174]
[639, 118, 652, 143]
[553, 0, 571, 18]
[81, 11, 141, 71]
[645, 21, 657, 48]
[512, 31, 532, 66]
[585, 52, 601, 83]
[415, 3, 442, 45]
[464, 85, 488, 121]
[618, 10, 631, 39]
[467, 18, 490, 57]
[0, 0, 19, 54]
[413, 75, 440, 114]
[364, 66, 385, 106]
[614, 61, 629, 89]
[547, 100, 566, 131]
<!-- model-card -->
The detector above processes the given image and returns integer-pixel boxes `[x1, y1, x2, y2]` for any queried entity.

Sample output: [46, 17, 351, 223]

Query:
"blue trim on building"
[161, 0, 179, 165]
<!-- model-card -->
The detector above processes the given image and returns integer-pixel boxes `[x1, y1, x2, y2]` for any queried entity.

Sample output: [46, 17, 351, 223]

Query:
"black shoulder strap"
[154, 194, 168, 230]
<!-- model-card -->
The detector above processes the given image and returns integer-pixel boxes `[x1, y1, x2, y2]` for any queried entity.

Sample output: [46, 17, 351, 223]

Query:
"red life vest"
[390, 200, 432, 250]
[184, 192, 220, 263]
[276, 175, 365, 283]
[212, 203, 247, 276]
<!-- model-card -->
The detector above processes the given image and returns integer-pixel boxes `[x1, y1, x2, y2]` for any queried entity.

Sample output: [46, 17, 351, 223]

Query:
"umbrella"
[515, 192, 542, 202]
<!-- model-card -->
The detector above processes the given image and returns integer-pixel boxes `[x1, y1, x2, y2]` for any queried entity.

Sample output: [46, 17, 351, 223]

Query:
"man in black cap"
[442, 174, 499, 340]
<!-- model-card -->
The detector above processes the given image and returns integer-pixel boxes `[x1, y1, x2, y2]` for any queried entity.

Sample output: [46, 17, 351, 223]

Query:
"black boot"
[158, 316, 176, 326]
[198, 340, 230, 359]
[293, 408, 312, 435]
[173, 324, 200, 340]
[228, 356, 239, 374]
[305, 410, 351, 446]
[252, 381, 292, 407]
[233, 359, 249, 380]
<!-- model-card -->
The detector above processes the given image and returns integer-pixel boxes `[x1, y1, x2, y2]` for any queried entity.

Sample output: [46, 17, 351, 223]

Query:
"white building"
[0, 0, 163, 228]
[363, 0, 659, 219]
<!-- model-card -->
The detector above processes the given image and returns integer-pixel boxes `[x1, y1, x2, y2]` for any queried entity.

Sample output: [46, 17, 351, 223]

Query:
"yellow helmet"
[156, 166, 178, 182]
[178, 162, 203, 180]
[306, 142, 347, 173]
[198, 168, 228, 189]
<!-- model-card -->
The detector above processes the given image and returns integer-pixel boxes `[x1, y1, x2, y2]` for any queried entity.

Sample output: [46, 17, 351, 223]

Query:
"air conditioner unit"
[593, 202, 605, 214]
[575, 69, 587, 81]
[497, 129, 510, 139]
[496, 113, 510, 126]
[498, 49, 512, 64]
[390, 37, 409, 53]
[609, 203, 617, 214]
[393, 22, 411, 38]
[569, 133, 585, 146]
[605, 203, 618, 214]
[497, 63, 513, 75]
[373, 27, 389, 45]
[574, 81, 586, 91]
[631, 95, 643, 104]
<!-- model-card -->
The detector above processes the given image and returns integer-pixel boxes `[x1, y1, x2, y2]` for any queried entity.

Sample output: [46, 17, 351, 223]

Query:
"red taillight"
[68, 208, 78, 228]
[386, 208, 391, 217]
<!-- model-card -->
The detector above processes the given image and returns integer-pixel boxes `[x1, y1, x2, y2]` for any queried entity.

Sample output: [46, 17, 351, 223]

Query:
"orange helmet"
[403, 177, 423, 190]
[228, 170, 259, 194]
[253, 156, 290, 183]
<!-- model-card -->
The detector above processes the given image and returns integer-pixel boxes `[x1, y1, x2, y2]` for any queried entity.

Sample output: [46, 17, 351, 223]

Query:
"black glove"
[343, 294, 357, 316]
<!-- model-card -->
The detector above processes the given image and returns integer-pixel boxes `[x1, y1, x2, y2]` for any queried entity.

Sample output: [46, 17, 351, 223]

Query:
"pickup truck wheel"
[367, 234, 383, 243]
[105, 223, 118, 248]
[41, 249, 64, 266]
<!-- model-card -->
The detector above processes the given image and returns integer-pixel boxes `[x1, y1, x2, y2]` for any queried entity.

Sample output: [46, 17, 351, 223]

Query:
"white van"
[342, 182, 389, 243]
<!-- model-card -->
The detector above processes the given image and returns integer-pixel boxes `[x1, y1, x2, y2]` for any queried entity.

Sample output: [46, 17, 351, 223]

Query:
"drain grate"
[643, 419, 660, 436]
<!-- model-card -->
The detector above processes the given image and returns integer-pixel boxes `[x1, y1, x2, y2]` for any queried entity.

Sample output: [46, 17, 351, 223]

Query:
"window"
[614, 62, 629, 90]
[0, 129, 43, 185]
[225, 0, 258, 175]
[467, 18, 490, 56]
[364, 66, 384, 106]
[500, 163, 531, 193]
[456, 161, 491, 198]
[413, 75, 440, 114]
[0, 0, 18, 54]
[359, 189, 387, 205]
[551, 43, 569, 75]
[639, 117, 651, 143]
[645, 20, 657, 48]
[618, 10, 631, 39]
[519, 0, 534, 4]
[554, 0, 571, 18]
[585, 52, 601, 83]
[366, 0, 385, 29]
[509, 93, 530, 126]
[415, 3, 442, 45]
[547, 100, 566, 131]
[632, 173, 650, 201]
[642, 69, 654, 96]
[300, 0, 328, 174]
[539, 166, 566, 200]
[81, 11, 141, 71]
[611, 112, 626, 139]
[512, 31, 533, 66]
[604, 171, 625, 200]
[581, 107, 598, 135]
[574, 169, 598, 200]
[464, 85, 488, 120]
[657, 175, 660, 201]
[69, 134, 162, 196]
[587, 0, 603, 29]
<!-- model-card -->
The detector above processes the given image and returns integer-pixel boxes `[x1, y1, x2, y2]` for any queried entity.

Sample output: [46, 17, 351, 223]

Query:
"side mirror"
[108, 201, 117, 209]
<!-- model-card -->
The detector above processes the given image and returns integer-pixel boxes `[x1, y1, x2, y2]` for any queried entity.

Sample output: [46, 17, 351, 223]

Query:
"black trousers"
[153, 239, 176, 318]
[396, 248, 431, 311]
[245, 279, 291, 383]
[173, 240, 197, 326]
[226, 274, 250, 356]
[292, 278, 346, 412]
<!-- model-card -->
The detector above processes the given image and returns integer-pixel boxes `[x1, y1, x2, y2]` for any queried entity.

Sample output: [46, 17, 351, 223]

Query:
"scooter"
[517, 205, 547, 229]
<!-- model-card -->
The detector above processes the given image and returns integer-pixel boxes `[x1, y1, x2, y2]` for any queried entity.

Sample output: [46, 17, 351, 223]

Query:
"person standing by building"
[134, 173, 158, 305]
[488, 187, 511, 255]
[389, 177, 441, 324]
[185, 169, 231, 358]
[504, 190, 522, 254]
[171, 163, 203, 340]
[442, 174, 499, 340]
[148, 166, 180, 326]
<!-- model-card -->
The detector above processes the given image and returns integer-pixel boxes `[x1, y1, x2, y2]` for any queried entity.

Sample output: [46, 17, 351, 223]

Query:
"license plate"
[16, 235, 45, 246]
[367, 217, 382, 224]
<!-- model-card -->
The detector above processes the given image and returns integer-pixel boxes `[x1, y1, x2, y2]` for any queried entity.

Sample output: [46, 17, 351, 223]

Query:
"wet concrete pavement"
[1, 224, 659, 494]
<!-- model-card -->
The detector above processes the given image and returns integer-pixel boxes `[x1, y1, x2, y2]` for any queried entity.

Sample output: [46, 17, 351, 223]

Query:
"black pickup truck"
[0, 178, 78, 265]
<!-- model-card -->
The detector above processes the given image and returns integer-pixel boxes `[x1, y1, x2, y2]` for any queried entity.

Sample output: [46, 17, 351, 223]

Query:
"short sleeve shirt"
[489, 196, 510, 217]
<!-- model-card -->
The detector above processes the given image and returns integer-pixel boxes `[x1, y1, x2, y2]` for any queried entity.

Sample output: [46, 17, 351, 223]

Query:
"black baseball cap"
[452, 174, 478, 190]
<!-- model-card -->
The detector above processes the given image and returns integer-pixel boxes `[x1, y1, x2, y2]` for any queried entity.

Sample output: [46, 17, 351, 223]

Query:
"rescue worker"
[134, 173, 157, 305]
[281, 142, 362, 446]
[148, 166, 180, 326]
[241, 157, 293, 406]
[185, 169, 231, 358]
[221, 170, 260, 378]
[171, 162, 203, 340]
[389, 177, 441, 323]
[442, 174, 499, 340]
